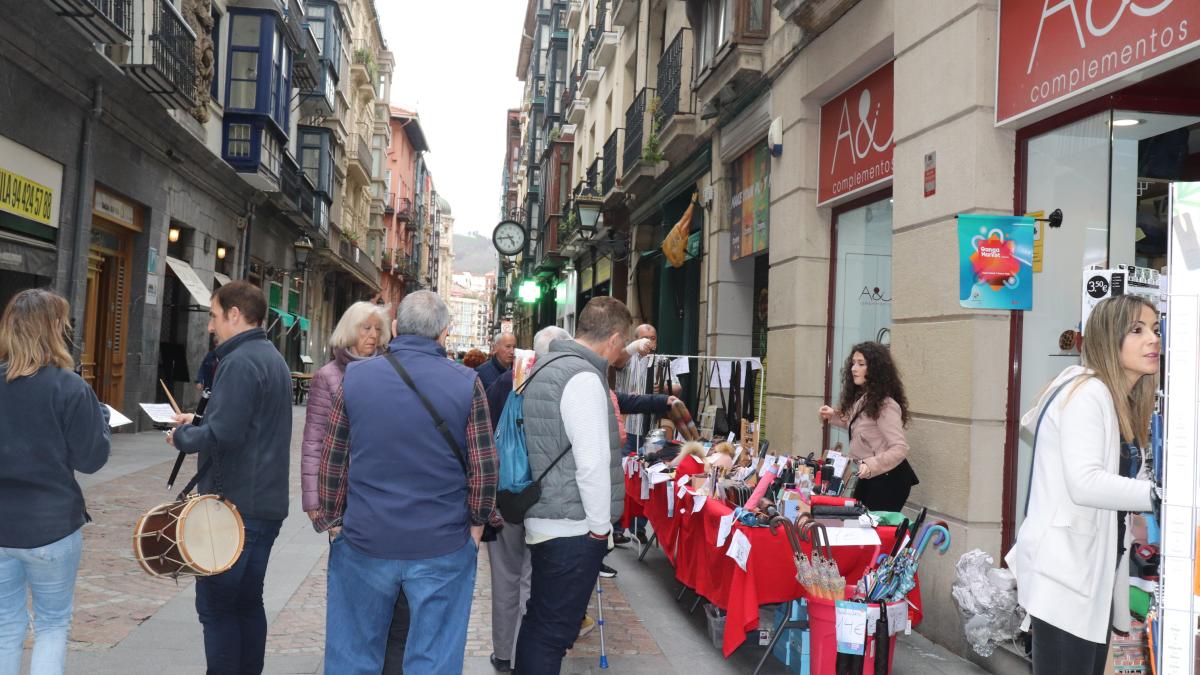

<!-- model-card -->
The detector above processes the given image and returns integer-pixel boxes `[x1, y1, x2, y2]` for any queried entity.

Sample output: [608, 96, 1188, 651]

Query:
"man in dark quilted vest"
[513, 297, 631, 674]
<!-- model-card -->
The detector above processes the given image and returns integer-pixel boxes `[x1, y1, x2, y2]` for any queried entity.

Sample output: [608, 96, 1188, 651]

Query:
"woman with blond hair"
[0, 289, 110, 675]
[1007, 295, 1160, 674]
[301, 301, 390, 519]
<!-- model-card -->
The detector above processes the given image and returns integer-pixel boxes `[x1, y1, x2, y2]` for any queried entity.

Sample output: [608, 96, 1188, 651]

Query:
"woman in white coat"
[1007, 295, 1161, 674]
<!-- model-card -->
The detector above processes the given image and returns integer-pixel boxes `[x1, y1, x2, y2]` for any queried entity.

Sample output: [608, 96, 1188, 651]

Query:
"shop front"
[997, 0, 1200, 551]
[84, 186, 143, 408]
[0, 134, 63, 312]
[817, 61, 895, 452]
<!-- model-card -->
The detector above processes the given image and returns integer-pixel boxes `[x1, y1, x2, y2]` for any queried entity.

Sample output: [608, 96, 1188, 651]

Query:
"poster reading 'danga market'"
[957, 214, 1035, 311]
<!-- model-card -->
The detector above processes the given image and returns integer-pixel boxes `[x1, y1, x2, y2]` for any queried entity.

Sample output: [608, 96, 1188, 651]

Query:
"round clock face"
[492, 220, 526, 256]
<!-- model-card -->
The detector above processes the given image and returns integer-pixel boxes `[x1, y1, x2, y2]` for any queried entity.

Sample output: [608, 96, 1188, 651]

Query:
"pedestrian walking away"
[166, 281, 293, 675]
[316, 290, 500, 675]
[0, 290, 111, 675]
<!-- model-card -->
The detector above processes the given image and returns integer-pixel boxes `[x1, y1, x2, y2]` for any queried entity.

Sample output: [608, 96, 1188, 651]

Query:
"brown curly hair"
[463, 348, 489, 369]
[836, 341, 910, 427]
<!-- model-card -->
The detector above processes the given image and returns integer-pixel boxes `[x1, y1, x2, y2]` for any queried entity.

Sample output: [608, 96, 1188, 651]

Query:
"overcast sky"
[377, 0, 527, 236]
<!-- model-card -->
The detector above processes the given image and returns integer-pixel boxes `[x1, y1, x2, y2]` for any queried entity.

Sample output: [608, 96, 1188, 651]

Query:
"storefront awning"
[213, 272, 232, 286]
[292, 314, 310, 332]
[164, 256, 212, 308]
[270, 307, 295, 328]
[0, 234, 56, 278]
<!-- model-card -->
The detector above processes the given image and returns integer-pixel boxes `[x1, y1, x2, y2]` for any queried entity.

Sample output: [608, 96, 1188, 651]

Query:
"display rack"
[1160, 182, 1200, 674]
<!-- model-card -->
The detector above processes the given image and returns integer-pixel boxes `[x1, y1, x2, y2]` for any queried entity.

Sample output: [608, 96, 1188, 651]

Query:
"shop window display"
[1016, 109, 1195, 530]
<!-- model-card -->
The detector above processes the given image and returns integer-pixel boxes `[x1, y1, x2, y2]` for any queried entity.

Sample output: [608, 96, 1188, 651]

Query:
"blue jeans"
[325, 536, 477, 675]
[194, 517, 281, 675]
[514, 534, 609, 674]
[0, 529, 83, 675]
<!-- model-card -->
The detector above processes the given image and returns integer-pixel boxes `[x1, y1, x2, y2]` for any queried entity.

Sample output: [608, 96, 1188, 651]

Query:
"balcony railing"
[656, 29, 688, 129]
[124, 0, 196, 109]
[49, 0, 132, 43]
[384, 192, 395, 214]
[586, 157, 601, 192]
[624, 87, 653, 171]
[602, 128, 622, 195]
[395, 196, 414, 223]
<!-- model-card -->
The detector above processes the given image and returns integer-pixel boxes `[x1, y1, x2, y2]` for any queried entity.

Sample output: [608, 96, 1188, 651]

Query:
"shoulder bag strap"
[385, 352, 468, 475]
[1022, 378, 1076, 516]
[514, 354, 586, 395]
[518, 352, 590, 486]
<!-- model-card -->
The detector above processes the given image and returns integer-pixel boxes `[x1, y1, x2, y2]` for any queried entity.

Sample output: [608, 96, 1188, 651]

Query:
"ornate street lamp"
[573, 185, 603, 239]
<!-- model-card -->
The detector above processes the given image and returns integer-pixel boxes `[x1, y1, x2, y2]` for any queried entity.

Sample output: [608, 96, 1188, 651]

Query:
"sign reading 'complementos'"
[817, 61, 894, 206]
[997, 0, 1200, 125]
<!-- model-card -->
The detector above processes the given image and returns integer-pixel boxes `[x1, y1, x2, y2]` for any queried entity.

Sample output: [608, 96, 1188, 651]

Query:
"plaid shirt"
[314, 378, 499, 531]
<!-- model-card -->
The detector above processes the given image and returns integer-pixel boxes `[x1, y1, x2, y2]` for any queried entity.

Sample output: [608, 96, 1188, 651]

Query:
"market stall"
[625, 472, 925, 658]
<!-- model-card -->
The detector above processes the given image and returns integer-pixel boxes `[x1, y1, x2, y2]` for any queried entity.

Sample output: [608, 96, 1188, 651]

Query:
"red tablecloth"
[624, 471, 924, 657]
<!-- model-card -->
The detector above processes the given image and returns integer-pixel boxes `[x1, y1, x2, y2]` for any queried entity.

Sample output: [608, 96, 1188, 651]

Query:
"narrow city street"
[36, 407, 986, 674]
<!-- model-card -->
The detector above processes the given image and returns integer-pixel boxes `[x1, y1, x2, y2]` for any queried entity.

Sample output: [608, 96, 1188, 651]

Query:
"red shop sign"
[817, 61, 894, 206]
[997, 0, 1200, 126]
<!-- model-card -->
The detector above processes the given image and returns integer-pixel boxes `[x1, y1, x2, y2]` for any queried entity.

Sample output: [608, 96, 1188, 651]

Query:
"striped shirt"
[614, 353, 678, 438]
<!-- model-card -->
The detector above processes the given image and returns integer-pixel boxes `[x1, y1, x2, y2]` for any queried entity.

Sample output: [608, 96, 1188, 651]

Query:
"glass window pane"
[749, 0, 765, 31]
[230, 81, 256, 108]
[231, 14, 260, 47]
[232, 51, 257, 79]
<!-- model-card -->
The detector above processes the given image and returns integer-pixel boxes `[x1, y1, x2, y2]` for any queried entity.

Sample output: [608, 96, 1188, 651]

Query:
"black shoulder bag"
[384, 353, 468, 474]
[494, 354, 584, 523]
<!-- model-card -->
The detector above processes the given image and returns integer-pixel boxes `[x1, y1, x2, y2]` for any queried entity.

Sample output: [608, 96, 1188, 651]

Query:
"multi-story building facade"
[498, 0, 1200, 670]
[1, 0, 391, 421]
[446, 271, 496, 354]
[436, 201, 454, 300]
[379, 106, 428, 308]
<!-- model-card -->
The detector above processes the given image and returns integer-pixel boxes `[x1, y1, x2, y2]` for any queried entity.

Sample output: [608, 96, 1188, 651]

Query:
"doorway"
[81, 220, 133, 407]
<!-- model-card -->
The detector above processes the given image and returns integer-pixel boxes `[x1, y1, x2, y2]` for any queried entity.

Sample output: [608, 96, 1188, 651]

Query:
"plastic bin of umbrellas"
[856, 509, 951, 603]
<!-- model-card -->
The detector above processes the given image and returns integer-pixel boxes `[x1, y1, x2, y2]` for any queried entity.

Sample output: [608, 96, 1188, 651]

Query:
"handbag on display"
[712, 362, 732, 440]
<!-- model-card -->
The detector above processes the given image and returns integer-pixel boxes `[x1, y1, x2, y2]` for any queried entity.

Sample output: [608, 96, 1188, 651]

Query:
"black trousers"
[1031, 616, 1109, 675]
[853, 467, 912, 512]
[380, 589, 411, 673]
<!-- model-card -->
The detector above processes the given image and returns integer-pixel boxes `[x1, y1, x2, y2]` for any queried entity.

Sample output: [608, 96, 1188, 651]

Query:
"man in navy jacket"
[168, 281, 292, 675]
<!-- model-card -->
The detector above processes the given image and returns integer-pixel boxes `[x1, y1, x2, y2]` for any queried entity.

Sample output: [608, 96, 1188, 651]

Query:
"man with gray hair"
[477, 330, 517, 391]
[480, 324, 570, 672]
[316, 290, 499, 673]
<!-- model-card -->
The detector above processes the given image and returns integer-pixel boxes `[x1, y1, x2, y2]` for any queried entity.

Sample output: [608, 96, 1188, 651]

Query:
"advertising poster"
[730, 145, 770, 261]
[957, 214, 1035, 310]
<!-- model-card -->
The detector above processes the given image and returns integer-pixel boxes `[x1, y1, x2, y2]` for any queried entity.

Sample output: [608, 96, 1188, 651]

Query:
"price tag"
[726, 529, 751, 571]
[835, 601, 868, 655]
[717, 513, 735, 547]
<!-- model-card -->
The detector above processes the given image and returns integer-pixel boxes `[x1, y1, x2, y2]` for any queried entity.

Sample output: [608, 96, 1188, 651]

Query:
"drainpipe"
[68, 81, 102, 363]
[240, 201, 255, 280]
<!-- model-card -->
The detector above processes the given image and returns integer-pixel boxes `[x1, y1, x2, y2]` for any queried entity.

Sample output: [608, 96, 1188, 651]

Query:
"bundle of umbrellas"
[857, 509, 951, 603]
[771, 516, 846, 600]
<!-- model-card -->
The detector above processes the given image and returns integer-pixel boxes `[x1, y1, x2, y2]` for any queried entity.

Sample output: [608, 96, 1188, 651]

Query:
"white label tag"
[726, 529, 751, 571]
[717, 513, 734, 547]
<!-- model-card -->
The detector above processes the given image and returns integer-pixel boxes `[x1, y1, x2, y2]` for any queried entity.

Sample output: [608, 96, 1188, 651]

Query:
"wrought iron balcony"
[123, 0, 196, 109]
[396, 196, 414, 223]
[589, 1, 618, 70]
[654, 28, 697, 162]
[586, 157, 601, 192]
[47, 0, 132, 43]
[623, 87, 653, 173]
[656, 29, 689, 130]
[384, 192, 395, 214]
[347, 133, 372, 184]
[602, 128, 622, 197]
[612, 0, 636, 27]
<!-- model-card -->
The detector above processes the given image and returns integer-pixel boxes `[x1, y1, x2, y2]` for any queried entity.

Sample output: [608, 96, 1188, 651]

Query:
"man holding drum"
[166, 280, 292, 675]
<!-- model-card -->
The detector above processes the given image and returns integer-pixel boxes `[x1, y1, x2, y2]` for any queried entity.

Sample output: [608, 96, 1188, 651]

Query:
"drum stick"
[159, 379, 182, 415]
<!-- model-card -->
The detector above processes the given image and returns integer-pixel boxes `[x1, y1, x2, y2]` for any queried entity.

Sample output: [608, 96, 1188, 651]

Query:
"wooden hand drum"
[133, 494, 245, 577]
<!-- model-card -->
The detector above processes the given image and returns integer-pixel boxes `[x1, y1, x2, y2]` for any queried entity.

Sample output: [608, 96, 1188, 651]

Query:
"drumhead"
[179, 496, 244, 574]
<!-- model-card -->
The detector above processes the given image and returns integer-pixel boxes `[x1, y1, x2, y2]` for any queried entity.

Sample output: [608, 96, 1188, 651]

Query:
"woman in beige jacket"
[819, 341, 917, 511]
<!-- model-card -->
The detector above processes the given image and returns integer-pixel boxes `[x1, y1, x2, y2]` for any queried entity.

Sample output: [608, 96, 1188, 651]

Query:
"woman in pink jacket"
[819, 341, 918, 511]
[301, 301, 389, 519]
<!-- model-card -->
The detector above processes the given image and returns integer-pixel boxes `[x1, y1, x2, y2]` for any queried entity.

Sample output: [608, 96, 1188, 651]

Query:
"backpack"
[493, 353, 584, 523]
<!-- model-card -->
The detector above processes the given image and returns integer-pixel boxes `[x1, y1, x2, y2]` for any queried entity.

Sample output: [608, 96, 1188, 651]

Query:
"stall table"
[624, 470, 924, 657]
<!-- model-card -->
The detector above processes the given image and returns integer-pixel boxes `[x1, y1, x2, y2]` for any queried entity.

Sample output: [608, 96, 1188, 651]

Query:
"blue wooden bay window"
[222, 118, 285, 180]
[304, 1, 342, 80]
[299, 127, 333, 195]
[225, 10, 291, 131]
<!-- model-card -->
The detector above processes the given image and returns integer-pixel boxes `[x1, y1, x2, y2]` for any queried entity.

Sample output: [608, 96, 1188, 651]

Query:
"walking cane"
[596, 579, 609, 669]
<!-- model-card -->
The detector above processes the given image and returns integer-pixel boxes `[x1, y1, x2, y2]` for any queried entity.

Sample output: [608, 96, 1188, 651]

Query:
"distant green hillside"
[453, 233, 499, 275]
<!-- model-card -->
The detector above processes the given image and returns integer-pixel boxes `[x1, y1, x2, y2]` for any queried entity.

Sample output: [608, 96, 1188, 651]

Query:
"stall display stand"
[1160, 182, 1200, 674]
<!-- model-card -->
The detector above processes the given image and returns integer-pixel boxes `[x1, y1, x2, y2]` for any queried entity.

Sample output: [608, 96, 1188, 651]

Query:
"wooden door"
[99, 249, 129, 405]
[80, 254, 103, 391]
